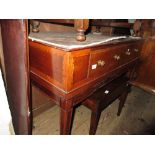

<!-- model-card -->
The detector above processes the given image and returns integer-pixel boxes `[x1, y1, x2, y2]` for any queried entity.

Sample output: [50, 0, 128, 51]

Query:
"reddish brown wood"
[30, 19, 136, 41]
[74, 19, 89, 41]
[29, 41, 66, 90]
[140, 20, 152, 38]
[0, 19, 146, 135]
[30, 19, 89, 41]
[131, 38, 155, 94]
[29, 37, 143, 134]
[36, 19, 74, 25]
[91, 20, 133, 28]
[60, 99, 73, 135]
[1, 20, 31, 135]
[72, 54, 90, 84]
[60, 108, 73, 135]
[31, 19, 133, 30]
[29, 39, 143, 92]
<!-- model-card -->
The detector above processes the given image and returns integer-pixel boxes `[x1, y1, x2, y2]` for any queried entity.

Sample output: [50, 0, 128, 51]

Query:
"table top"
[29, 32, 141, 51]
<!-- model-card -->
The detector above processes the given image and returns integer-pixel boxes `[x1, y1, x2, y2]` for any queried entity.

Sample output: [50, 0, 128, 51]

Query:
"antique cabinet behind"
[0, 20, 30, 135]
[131, 19, 155, 94]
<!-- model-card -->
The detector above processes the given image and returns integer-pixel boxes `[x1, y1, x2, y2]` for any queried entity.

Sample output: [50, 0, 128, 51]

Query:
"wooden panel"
[1, 20, 30, 135]
[119, 43, 140, 64]
[65, 49, 91, 91]
[89, 43, 141, 79]
[29, 41, 66, 89]
[89, 47, 113, 78]
[73, 54, 90, 84]
[0, 25, 6, 84]
[132, 38, 155, 94]
[29, 39, 142, 94]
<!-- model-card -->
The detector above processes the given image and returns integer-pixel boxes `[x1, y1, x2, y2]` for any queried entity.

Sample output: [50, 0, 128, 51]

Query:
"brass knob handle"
[97, 60, 105, 66]
[134, 48, 139, 52]
[114, 55, 120, 60]
[125, 51, 131, 55]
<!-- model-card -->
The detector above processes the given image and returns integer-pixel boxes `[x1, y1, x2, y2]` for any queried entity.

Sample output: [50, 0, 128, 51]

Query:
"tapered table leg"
[60, 108, 73, 135]
[60, 100, 73, 135]
[117, 90, 129, 116]
[89, 111, 101, 135]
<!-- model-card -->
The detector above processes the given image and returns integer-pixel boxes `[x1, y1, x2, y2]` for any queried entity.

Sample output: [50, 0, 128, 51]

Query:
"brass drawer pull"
[114, 55, 120, 60]
[125, 51, 131, 55]
[134, 48, 139, 52]
[97, 60, 105, 66]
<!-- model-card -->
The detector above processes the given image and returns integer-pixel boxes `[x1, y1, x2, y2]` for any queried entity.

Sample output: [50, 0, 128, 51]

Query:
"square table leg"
[60, 100, 74, 135]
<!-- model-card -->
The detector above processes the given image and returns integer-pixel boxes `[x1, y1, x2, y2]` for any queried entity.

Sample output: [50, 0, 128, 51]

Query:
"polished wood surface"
[29, 37, 143, 134]
[1, 20, 31, 135]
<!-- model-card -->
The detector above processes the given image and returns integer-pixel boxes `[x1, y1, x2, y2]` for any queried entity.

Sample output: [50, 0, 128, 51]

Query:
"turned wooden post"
[74, 19, 89, 41]
[133, 20, 142, 37]
[30, 20, 40, 33]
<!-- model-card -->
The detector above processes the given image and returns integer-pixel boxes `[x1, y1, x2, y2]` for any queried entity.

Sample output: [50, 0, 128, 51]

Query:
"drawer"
[120, 43, 141, 64]
[131, 42, 141, 57]
[89, 43, 140, 79]
[89, 49, 113, 78]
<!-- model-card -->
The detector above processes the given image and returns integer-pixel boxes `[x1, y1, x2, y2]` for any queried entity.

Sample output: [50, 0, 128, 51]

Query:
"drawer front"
[132, 42, 141, 57]
[120, 43, 141, 64]
[89, 49, 113, 78]
[89, 43, 140, 78]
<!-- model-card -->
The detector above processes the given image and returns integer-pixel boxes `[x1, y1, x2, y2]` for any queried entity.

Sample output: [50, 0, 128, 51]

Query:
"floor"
[32, 86, 155, 135]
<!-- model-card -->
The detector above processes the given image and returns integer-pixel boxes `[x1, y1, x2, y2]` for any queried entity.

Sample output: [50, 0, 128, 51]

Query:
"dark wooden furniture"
[29, 36, 143, 134]
[30, 19, 134, 41]
[0, 19, 144, 135]
[131, 37, 155, 95]
[0, 20, 31, 135]
[82, 76, 131, 135]
[31, 19, 89, 42]
[130, 20, 155, 95]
